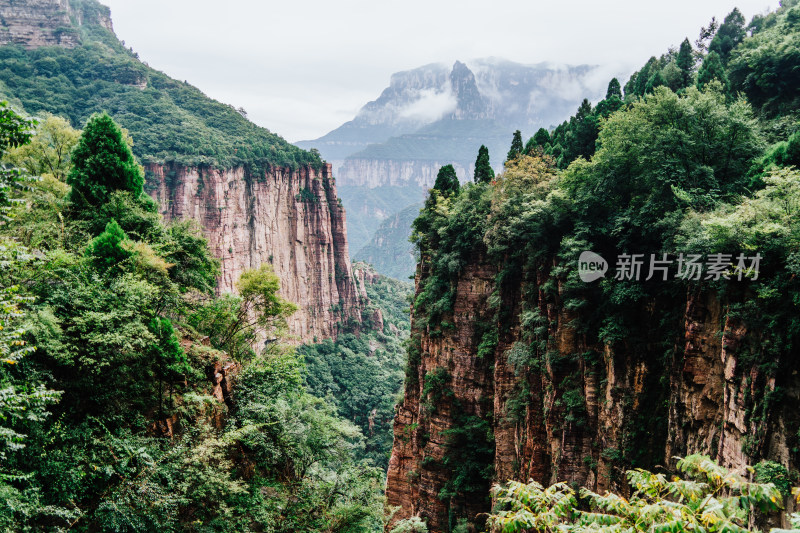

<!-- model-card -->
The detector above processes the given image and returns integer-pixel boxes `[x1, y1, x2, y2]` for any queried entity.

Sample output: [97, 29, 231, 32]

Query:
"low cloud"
[397, 87, 457, 123]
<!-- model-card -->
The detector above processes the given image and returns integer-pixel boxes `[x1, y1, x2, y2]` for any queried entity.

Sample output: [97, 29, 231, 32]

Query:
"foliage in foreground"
[0, 107, 384, 532]
[488, 455, 800, 533]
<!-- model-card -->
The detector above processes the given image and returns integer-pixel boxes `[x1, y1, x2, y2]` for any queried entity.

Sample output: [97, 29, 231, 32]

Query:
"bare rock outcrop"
[0, 0, 113, 49]
[147, 163, 363, 342]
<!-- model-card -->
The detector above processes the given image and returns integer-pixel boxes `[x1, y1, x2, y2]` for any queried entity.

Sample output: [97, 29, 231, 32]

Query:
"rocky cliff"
[147, 162, 365, 342]
[0, 0, 112, 48]
[338, 159, 473, 188]
[386, 256, 800, 532]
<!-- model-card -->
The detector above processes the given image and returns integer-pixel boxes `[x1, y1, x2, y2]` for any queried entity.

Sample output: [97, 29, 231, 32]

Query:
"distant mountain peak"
[449, 60, 489, 120]
[296, 57, 615, 163]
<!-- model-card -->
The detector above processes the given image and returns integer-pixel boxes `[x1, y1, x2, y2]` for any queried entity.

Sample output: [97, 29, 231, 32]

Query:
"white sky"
[100, 0, 778, 142]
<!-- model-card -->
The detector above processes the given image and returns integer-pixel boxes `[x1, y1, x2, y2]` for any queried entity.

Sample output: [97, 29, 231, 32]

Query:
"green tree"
[161, 220, 221, 293]
[5, 113, 80, 181]
[67, 113, 144, 216]
[676, 37, 695, 89]
[565, 86, 763, 250]
[433, 164, 460, 196]
[147, 316, 189, 414]
[760, 130, 800, 171]
[606, 77, 622, 100]
[188, 264, 298, 360]
[473, 145, 494, 183]
[0, 102, 35, 221]
[728, 4, 800, 114]
[533, 128, 551, 147]
[0, 106, 60, 463]
[645, 70, 668, 94]
[525, 128, 552, 154]
[595, 79, 624, 117]
[709, 7, 746, 64]
[506, 130, 524, 162]
[86, 219, 133, 273]
[0, 246, 60, 458]
[697, 51, 730, 91]
[632, 56, 658, 97]
[564, 99, 598, 162]
[695, 16, 718, 52]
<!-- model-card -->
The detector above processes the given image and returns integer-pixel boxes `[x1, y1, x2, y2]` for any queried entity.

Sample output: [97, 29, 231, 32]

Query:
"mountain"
[354, 203, 421, 281]
[337, 184, 425, 253]
[298, 58, 608, 184]
[0, 0, 365, 342]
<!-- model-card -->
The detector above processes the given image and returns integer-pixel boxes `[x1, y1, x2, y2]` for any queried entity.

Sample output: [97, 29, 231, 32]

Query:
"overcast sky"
[100, 0, 778, 142]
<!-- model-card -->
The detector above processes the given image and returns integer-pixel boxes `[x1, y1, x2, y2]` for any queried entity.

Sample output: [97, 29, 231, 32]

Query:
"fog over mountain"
[297, 58, 617, 173]
[296, 57, 621, 271]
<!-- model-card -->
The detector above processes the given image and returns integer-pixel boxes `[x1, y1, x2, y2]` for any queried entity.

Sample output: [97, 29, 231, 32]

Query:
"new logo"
[578, 251, 608, 282]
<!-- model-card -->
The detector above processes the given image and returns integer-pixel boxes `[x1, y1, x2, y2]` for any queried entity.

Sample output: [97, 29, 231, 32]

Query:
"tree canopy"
[67, 112, 144, 214]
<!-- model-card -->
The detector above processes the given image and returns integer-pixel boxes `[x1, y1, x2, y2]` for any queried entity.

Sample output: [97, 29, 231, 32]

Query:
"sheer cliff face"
[386, 258, 800, 532]
[337, 159, 473, 188]
[147, 163, 364, 342]
[0, 0, 113, 48]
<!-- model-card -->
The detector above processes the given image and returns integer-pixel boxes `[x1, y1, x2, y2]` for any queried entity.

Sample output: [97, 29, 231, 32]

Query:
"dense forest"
[0, 2, 414, 529]
[391, 1, 800, 531]
[0, 107, 398, 530]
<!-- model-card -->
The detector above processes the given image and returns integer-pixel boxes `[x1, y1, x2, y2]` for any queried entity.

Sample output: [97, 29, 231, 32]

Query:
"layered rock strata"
[0, 0, 112, 48]
[147, 163, 364, 342]
[337, 159, 473, 188]
[386, 257, 800, 532]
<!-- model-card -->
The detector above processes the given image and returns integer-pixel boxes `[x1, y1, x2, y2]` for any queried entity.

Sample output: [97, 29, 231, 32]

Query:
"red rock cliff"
[147, 162, 364, 342]
[386, 257, 800, 532]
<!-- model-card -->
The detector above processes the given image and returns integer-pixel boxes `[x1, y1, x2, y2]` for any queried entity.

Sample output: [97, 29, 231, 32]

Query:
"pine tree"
[473, 145, 494, 183]
[433, 164, 460, 196]
[596, 79, 623, 117]
[67, 113, 144, 214]
[676, 38, 695, 89]
[524, 128, 552, 154]
[633, 57, 658, 96]
[87, 219, 133, 272]
[606, 78, 622, 100]
[696, 51, 730, 91]
[709, 8, 746, 64]
[645, 71, 668, 94]
[506, 130, 523, 162]
[533, 128, 551, 147]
